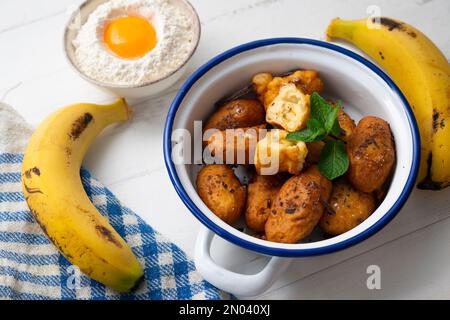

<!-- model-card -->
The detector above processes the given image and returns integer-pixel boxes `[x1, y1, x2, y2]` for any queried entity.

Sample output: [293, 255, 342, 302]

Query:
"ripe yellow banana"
[22, 99, 143, 292]
[326, 17, 450, 190]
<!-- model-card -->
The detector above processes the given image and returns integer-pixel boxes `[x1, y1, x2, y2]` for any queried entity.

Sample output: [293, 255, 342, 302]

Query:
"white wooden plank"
[0, 0, 449, 299]
[255, 214, 450, 299]
[0, 0, 82, 33]
[2, 0, 447, 90]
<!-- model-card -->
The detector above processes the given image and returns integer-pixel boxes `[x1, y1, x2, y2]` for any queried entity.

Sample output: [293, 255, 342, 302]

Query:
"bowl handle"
[195, 226, 292, 297]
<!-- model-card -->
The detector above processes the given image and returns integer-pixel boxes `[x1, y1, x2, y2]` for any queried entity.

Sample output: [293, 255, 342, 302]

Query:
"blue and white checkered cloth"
[0, 102, 226, 300]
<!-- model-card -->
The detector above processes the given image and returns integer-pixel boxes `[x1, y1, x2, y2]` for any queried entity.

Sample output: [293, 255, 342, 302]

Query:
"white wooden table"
[1, 0, 449, 299]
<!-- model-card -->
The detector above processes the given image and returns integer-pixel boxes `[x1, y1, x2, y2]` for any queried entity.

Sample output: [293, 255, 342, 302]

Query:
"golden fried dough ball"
[337, 109, 356, 141]
[347, 116, 395, 193]
[252, 72, 273, 102]
[254, 129, 308, 175]
[203, 99, 265, 133]
[287, 70, 325, 96]
[252, 70, 324, 110]
[196, 165, 246, 224]
[205, 125, 267, 165]
[265, 166, 332, 243]
[245, 174, 286, 232]
[265, 83, 310, 132]
[320, 179, 376, 236]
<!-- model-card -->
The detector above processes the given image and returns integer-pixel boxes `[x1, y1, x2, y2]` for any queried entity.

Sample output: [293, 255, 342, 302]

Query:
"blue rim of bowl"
[163, 37, 420, 257]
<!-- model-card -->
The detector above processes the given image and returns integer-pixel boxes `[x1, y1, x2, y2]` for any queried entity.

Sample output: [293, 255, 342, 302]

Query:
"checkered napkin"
[0, 102, 226, 300]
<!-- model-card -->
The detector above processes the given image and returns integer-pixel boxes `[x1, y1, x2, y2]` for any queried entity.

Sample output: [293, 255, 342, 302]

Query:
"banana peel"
[326, 17, 450, 190]
[22, 99, 143, 292]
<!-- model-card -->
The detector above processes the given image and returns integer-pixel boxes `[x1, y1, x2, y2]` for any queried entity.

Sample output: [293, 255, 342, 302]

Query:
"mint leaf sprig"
[318, 140, 349, 180]
[286, 92, 349, 180]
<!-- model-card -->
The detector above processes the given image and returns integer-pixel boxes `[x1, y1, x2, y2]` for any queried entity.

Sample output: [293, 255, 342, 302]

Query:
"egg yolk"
[104, 16, 157, 60]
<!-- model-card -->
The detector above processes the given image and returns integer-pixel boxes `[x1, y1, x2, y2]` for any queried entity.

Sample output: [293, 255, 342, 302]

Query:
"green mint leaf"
[286, 129, 315, 141]
[305, 118, 327, 141]
[330, 100, 343, 136]
[310, 92, 341, 137]
[287, 93, 343, 143]
[310, 92, 333, 125]
[318, 140, 349, 180]
[286, 119, 326, 142]
[330, 119, 342, 137]
[324, 106, 340, 133]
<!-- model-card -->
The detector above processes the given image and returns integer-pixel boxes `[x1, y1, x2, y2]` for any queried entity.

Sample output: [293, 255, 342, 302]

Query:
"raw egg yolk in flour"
[104, 16, 157, 59]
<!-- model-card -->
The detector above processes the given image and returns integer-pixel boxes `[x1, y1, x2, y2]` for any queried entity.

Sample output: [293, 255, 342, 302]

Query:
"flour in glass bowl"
[72, 0, 198, 86]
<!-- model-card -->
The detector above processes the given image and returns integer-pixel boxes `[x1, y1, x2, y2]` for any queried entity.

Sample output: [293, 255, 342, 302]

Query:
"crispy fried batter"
[252, 70, 324, 110]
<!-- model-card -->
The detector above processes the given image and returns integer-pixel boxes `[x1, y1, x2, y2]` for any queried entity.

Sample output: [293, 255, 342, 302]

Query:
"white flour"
[72, 0, 197, 86]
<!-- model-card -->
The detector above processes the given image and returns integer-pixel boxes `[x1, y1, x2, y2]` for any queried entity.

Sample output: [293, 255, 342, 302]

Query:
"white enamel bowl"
[163, 38, 420, 296]
[63, 0, 200, 99]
